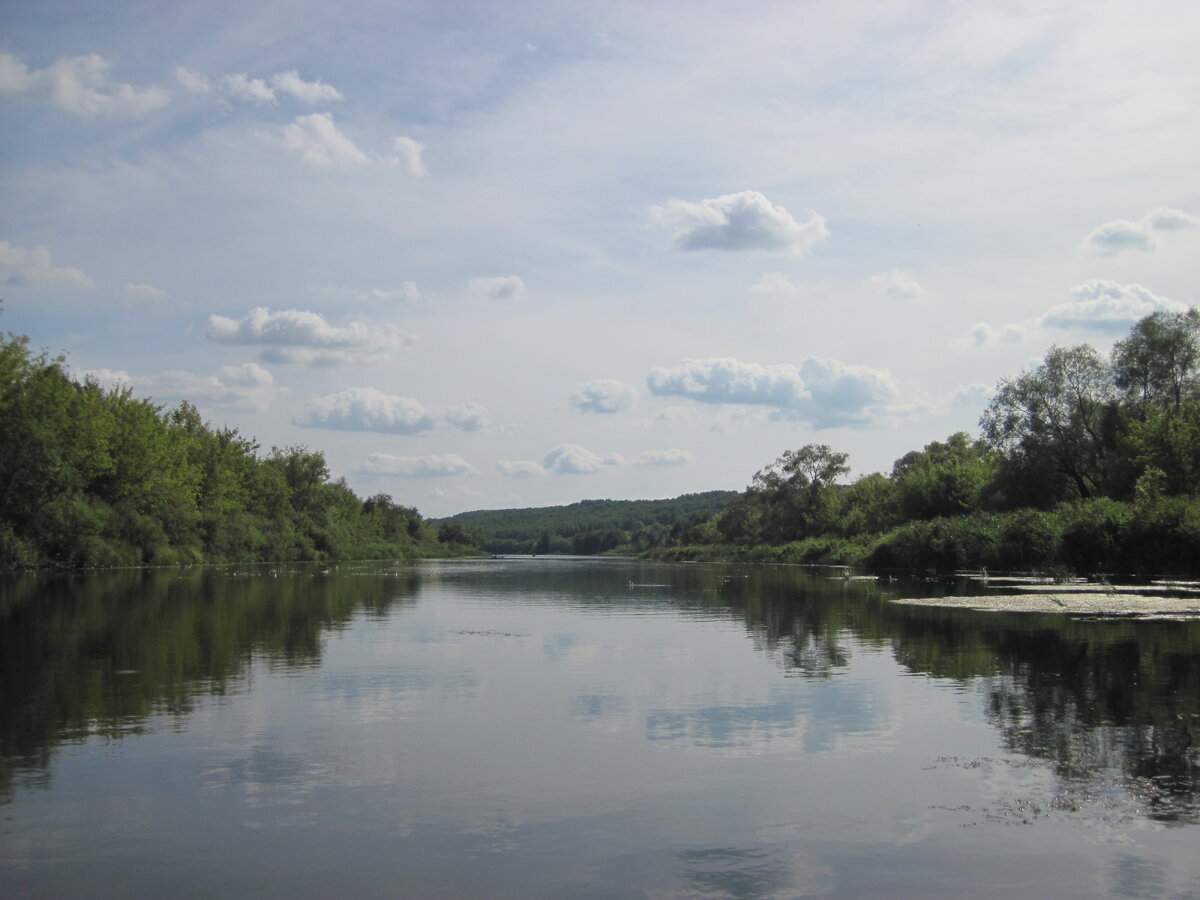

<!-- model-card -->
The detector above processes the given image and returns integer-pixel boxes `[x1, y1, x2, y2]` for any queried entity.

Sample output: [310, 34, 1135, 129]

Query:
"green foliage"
[0, 332, 442, 569]
[435, 492, 737, 555]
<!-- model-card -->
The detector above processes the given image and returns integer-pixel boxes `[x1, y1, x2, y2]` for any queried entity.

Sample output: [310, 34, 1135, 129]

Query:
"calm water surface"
[2, 558, 1198, 898]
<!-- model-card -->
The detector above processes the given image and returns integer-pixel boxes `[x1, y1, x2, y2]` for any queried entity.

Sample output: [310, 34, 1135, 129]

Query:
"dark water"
[2, 558, 1198, 898]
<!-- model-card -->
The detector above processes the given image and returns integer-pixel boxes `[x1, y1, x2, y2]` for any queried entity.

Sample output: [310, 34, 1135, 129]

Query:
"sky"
[2, 0, 1198, 517]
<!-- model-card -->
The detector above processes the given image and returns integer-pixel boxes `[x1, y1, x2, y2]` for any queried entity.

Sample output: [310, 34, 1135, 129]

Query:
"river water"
[2, 558, 1198, 898]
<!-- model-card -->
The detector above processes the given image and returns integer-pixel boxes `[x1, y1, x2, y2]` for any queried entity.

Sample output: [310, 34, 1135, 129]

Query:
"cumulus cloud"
[653, 190, 829, 256]
[206, 307, 413, 365]
[269, 70, 343, 104]
[749, 272, 799, 296]
[646, 356, 899, 428]
[570, 379, 636, 414]
[1083, 206, 1199, 255]
[282, 113, 369, 167]
[1040, 280, 1186, 332]
[389, 136, 427, 177]
[497, 459, 545, 478]
[498, 443, 690, 476]
[0, 52, 168, 117]
[866, 268, 924, 300]
[467, 275, 527, 301]
[0, 241, 94, 288]
[360, 453, 475, 477]
[294, 387, 486, 434]
[964, 321, 1028, 347]
[83, 362, 277, 411]
[222, 73, 276, 104]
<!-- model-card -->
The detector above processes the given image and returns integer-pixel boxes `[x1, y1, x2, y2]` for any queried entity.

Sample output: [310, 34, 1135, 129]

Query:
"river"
[2, 557, 1198, 898]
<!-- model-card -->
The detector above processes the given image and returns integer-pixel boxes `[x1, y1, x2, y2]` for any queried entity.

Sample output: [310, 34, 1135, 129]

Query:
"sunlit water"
[2, 558, 1198, 898]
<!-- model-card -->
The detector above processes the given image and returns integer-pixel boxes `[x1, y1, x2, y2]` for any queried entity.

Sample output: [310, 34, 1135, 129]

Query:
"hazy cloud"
[964, 321, 1028, 347]
[646, 356, 899, 428]
[1040, 280, 1185, 332]
[123, 282, 170, 302]
[269, 70, 343, 104]
[222, 73, 276, 104]
[175, 66, 210, 93]
[749, 272, 799, 296]
[0, 52, 168, 116]
[295, 387, 486, 434]
[311, 282, 421, 304]
[282, 113, 369, 166]
[389, 136, 427, 177]
[952, 383, 994, 408]
[497, 459, 545, 478]
[468, 275, 527, 301]
[632, 448, 694, 467]
[654, 190, 829, 256]
[866, 268, 924, 300]
[206, 307, 414, 365]
[361, 453, 475, 477]
[84, 362, 277, 411]
[570, 379, 636, 414]
[542, 443, 620, 475]
[0, 240, 94, 287]
[1083, 206, 1199, 256]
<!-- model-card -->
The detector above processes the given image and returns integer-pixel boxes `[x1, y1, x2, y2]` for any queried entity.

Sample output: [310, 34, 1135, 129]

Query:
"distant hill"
[434, 491, 738, 555]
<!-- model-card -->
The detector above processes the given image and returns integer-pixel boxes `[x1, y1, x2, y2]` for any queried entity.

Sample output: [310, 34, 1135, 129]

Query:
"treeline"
[652, 308, 1200, 576]
[435, 491, 738, 555]
[0, 332, 449, 568]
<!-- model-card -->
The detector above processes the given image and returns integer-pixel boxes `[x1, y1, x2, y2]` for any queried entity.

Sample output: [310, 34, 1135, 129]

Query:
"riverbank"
[891, 576, 1200, 618]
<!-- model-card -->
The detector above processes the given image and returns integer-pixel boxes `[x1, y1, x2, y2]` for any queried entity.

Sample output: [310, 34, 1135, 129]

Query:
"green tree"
[890, 432, 998, 521]
[981, 345, 1115, 502]
[1112, 309, 1200, 415]
[747, 444, 850, 542]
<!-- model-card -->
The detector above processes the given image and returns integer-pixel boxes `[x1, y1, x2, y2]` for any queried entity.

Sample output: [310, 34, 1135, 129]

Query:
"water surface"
[2, 558, 1198, 898]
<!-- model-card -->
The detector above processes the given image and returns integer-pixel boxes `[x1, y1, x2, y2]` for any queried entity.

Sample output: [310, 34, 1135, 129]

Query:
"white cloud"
[749, 272, 799, 296]
[206, 307, 413, 365]
[311, 282, 421, 304]
[632, 449, 694, 467]
[1040, 280, 1186, 332]
[653, 406, 702, 426]
[361, 453, 475, 478]
[390, 136, 428, 177]
[269, 70, 343, 105]
[0, 52, 168, 117]
[468, 275, 527, 300]
[222, 72, 276, 104]
[0, 241, 94, 288]
[175, 66, 210, 94]
[653, 190, 829, 256]
[570, 379, 637, 414]
[497, 459, 545, 478]
[646, 356, 899, 428]
[1082, 206, 1199, 256]
[123, 282, 170, 301]
[542, 443, 623, 475]
[963, 322, 1028, 347]
[866, 268, 924, 300]
[294, 387, 486, 434]
[83, 362, 277, 411]
[951, 383, 993, 409]
[282, 113, 370, 167]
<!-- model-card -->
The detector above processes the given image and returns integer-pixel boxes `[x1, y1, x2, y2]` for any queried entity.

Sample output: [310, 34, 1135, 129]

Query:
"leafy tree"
[981, 344, 1115, 502]
[747, 444, 850, 542]
[1112, 309, 1200, 415]
[890, 432, 999, 521]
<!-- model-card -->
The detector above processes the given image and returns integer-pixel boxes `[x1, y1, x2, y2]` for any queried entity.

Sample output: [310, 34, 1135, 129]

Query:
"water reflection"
[1, 557, 1199, 897]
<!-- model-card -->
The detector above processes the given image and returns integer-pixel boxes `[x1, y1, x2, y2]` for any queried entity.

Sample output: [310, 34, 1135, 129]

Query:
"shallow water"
[2, 558, 1198, 898]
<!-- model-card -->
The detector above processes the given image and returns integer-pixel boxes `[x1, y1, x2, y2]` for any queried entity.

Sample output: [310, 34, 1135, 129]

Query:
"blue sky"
[2, 0, 1197, 516]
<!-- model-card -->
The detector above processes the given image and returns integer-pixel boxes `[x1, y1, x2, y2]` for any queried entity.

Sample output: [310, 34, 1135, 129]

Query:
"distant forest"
[4, 306, 1200, 574]
[434, 491, 738, 555]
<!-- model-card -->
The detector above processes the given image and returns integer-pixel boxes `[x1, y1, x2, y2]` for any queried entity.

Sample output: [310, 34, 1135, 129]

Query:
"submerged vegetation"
[0, 332, 454, 568]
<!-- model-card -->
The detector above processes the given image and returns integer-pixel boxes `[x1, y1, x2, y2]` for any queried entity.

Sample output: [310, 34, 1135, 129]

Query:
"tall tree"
[1112, 309, 1200, 415]
[981, 345, 1115, 501]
